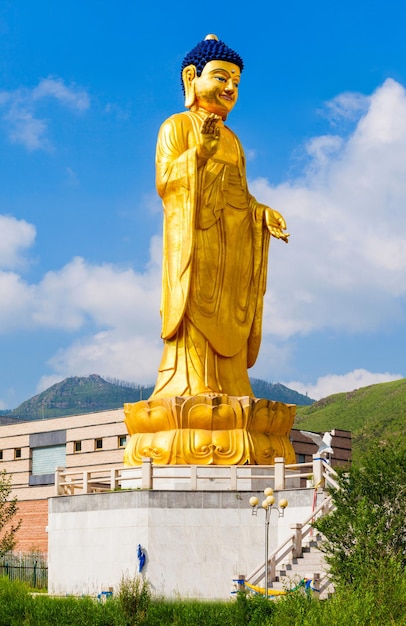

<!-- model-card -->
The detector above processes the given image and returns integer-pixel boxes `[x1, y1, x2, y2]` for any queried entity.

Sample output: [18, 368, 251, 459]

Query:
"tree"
[314, 441, 406, 587]
[0, 470, 21, 557]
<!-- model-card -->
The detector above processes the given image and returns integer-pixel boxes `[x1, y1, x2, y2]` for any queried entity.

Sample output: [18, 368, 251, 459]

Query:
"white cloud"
[0, 271, 33, 329]
[32, 77, 89, 110]
[283, 369, 403, 401]
[251, 78, 406, 339]
[0, 215, 36, 270]
[7, 111, 50, 151]
[32, 256, 157, 331]
[0, 225, 164, 387]
[0, 254, 161, 333]
[0, 77, 90, 150]
[305, 134, 344, 171]
[322, 91, 370, 125]
[0, 215, 35, 330]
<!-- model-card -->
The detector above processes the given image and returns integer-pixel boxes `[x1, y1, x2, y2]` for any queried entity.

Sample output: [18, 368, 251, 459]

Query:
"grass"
[0, 574, 405, 626]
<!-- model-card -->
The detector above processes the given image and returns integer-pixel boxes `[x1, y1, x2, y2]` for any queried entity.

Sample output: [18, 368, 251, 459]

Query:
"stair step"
[276, 544, 328, 582]
[288, 556, 325, 564]
[295, 556, 323, 562]
[248, 525, 332, 597]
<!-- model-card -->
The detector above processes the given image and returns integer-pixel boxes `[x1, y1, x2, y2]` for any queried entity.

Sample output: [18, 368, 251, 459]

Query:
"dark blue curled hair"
[181, 37, 244, 80]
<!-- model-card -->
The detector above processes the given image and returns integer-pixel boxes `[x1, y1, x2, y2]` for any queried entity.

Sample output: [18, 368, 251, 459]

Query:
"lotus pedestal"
[124, 394, 296, 466]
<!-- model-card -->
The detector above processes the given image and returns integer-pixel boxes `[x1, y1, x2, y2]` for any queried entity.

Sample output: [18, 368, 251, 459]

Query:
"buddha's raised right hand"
[197, 113, 221, 162]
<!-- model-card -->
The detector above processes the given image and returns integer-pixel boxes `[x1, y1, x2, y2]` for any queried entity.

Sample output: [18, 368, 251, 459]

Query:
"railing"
[55, 466, 123, 495]
[246, 461, 339, 587]
[246, 495, 334, 585]
[54, 455, 336, 495]
[322, 461, 340, 491]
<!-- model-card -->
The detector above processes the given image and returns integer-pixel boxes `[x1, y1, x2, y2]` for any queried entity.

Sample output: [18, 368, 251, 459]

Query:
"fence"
[55, 454, 338, 495]
[0, 553, 48, 589]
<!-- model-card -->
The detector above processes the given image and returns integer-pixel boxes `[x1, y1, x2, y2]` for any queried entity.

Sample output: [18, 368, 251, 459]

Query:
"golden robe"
[152, 110, 270, 398]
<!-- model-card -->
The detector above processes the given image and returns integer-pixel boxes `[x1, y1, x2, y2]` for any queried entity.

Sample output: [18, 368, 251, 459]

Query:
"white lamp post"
[249, 488, 288, 598]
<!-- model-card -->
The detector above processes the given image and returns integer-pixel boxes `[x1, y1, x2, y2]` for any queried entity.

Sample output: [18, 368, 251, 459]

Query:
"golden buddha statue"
[124, 35, 296, 465]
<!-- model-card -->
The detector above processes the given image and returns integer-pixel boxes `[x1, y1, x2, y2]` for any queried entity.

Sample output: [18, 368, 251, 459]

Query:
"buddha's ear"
[182, 64, 197, 108]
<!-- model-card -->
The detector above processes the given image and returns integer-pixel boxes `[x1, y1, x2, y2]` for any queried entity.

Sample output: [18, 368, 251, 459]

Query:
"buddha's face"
[193, 60, 240, 119]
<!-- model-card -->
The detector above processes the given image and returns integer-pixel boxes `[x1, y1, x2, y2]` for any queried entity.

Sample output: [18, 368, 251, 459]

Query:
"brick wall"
[6, 499, 48, 554]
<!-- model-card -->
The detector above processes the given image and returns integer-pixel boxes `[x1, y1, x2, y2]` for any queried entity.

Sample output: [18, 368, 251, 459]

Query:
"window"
[74, 441, 82, 453]
[297, 454, 306, 464]
[29, 430, 67, 486]
[14, 448, 22, 459]
[0, 450, 3, 460]
[118, 435, 127, 448]
[95, 438, 103, 450]
[31, 445, 66, 476]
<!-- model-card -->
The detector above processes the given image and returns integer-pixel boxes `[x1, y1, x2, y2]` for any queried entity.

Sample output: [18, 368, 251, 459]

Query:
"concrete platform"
[48, 486, 323, 599]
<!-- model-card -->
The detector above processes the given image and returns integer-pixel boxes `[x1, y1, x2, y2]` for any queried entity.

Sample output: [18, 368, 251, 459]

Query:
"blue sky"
[1, 0, 405, 408]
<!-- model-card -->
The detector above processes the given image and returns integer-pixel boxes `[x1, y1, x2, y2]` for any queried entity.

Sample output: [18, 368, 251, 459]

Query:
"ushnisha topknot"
[181, 34, 244, 79]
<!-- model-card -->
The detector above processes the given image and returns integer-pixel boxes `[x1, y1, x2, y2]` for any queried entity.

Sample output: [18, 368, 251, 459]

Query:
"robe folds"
[152, 110, 271, 398]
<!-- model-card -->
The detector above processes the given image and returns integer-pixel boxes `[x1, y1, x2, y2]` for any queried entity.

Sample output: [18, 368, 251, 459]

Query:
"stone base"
[123, 395, 296, 466]
[48, 487, 322, 599]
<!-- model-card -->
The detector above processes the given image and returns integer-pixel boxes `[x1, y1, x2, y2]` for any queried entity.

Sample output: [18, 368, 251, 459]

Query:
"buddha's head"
[181, 35, 244, 120]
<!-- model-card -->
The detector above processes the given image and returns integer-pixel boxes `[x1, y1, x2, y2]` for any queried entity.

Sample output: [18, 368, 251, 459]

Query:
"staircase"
[245, 461, 341, 600]
[272, 532, 334, 599]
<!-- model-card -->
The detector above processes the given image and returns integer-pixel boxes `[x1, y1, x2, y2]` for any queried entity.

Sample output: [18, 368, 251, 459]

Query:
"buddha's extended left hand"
[264, 208, 290, 243]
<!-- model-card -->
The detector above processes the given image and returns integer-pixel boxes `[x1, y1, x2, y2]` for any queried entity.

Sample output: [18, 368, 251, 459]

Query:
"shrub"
[314, 441, 406, 587]
[0, 471, 21, 558]
[117, 574, 151, 625]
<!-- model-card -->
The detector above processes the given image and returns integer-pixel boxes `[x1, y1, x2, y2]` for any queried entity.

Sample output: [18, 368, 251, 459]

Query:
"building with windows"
[0, 409, 127, 552]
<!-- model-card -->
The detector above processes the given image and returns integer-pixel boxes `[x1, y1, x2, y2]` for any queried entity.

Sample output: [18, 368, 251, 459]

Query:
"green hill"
[9, 375, 154, 420]
[7, 374, 313, 420]
[295, 378, 406, 459]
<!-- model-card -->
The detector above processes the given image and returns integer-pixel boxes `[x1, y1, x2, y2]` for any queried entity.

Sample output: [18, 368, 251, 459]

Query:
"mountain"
[6, 374, 314, 420]
[294, 378, 406, 459]
[8, 375, 154, 420]
[250, 378, 314, 405]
